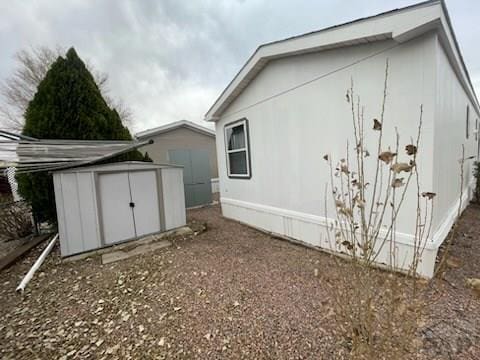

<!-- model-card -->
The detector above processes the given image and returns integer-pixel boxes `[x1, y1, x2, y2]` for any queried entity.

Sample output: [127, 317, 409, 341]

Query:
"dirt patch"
[0, 204, 479, 359]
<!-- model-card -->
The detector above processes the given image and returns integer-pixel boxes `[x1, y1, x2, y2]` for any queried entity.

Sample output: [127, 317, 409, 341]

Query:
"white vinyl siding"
[466, 105, 470, 139]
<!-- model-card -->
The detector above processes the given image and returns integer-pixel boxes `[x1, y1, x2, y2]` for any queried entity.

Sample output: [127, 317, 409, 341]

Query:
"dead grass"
[0, 204, 478, 359]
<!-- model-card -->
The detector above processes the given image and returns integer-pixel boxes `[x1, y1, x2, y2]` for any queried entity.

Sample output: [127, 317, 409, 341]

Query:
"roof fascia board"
[180, 125, 216, 138]
[394, 5, 479, 114]
[436, 28, 480, 116]
[136, 120, 215, 139]
[437, 3, 480, 114]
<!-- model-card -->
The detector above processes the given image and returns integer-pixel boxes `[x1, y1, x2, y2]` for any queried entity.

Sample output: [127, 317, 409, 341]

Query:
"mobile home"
[205, 0, 479, 277]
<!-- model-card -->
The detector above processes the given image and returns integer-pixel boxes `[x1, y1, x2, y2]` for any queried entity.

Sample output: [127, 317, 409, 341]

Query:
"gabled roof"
[205, 0, 480, 121]
[136, 120, 215, 139]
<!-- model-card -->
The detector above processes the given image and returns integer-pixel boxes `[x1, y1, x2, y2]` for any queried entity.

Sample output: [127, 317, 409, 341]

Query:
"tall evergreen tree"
[17, 47, 147, 223]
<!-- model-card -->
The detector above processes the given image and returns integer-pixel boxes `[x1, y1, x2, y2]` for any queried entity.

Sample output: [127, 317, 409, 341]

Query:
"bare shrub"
[330, 264, 425, 359]
[323, 61, 438, 358]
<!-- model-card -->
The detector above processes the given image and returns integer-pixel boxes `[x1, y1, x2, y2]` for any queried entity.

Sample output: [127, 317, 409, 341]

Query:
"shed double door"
[168, 149, 212, 208]
[98, 170, 161, 245]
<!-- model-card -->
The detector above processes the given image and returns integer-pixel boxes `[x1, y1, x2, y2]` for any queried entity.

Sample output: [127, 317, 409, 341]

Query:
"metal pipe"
[16, 234, 59, 293]
[0, 130, 38, 141]
[44, 139, 154, 173]
[0, 133, 18, 141]
[1, 138, 154, 173]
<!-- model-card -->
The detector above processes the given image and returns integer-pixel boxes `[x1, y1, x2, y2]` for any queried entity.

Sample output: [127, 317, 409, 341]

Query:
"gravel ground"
[421, 204, 480, 359]
[0, 204, 479, 359]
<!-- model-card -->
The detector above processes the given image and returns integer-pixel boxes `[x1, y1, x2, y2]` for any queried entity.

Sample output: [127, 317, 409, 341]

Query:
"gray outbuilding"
[136, 120, 218, 208]
[53, 161, 186, 257]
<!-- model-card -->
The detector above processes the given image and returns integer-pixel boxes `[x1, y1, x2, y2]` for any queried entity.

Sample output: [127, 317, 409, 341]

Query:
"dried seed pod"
[378, 151, 397, 164]
[357, 198, 366, 208]
[352, 193, 365, 206]
[391, 178, 405, 188]
[391, 163, 412, 173]
[405, 144, 417, 156]
[421, 192, 436, 200]
[339, 207, 353, 218]
[341, 240, 354, 250]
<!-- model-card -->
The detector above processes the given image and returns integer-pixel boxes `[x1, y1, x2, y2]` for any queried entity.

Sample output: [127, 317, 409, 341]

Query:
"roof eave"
[136, 120, 215, 139]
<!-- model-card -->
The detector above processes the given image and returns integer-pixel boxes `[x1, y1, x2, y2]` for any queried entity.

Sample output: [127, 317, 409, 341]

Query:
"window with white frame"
[225, 119, 251, 178]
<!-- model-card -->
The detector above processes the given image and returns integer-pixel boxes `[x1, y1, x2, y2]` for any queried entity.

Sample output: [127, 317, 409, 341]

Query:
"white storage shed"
[53, 161, 186, 257]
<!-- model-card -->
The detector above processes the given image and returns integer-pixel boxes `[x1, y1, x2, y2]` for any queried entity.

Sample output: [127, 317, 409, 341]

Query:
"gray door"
[98, 172, 136, 245]
[168, 149, 212, 208]
[98, 170, 161, 245]
[129, 171, 161, 237]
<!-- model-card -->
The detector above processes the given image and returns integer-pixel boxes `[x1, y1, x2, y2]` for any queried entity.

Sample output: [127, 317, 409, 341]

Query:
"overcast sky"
[0, 0, 479, 133]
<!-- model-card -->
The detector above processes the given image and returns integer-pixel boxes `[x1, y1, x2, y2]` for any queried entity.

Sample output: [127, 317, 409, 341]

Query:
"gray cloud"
[1, 0, 479, 132]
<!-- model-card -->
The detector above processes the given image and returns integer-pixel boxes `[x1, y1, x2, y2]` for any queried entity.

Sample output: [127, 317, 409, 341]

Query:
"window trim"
[224, 118, 251, 179]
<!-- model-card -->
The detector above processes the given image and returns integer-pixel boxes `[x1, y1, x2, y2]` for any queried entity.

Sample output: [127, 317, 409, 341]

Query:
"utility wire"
[219, 42, 400, 120]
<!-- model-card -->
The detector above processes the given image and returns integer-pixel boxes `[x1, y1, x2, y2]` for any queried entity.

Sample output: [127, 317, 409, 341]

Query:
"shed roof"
[53, 161, 182, 174]
[136, 120, 215, 139]
[205, 0, 479, 121]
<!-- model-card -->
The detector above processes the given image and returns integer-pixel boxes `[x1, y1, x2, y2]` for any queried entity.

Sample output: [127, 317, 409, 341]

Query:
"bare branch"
[0, 46, 133, 131]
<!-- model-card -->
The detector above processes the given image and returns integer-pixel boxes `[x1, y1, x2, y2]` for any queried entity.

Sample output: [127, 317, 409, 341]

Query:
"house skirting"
[211, 178, 220, 193]
[220, 184, 472, 278]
